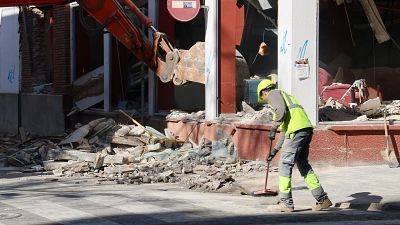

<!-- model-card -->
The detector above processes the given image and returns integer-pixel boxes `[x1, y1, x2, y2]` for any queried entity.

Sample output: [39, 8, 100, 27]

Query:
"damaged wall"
[0, 94, 18, 134]
[0, 7, 20, 94]
[0, 94, 64, 136]
[21, 94, 64, 136]
[20, 7, 51, 93]
[167, 120, 400, 166]
[0, 6, 69, 136]
[52, 5, 71, 96]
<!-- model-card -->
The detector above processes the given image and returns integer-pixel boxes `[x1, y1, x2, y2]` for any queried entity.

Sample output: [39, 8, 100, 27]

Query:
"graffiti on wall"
[297, 40, 309, 60]
[7, 65, 15, 84]
[279, 30, 288, 54]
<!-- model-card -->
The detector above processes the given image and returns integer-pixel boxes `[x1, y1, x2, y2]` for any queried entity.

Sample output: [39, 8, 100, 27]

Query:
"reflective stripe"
[282, 92, 303, 109]
[304, 172, 321, 190]
[288, 104, 303, 110]
[279, 176, 292, 193]
[311, 187, 327, 201]
[279, 90, 313, 135]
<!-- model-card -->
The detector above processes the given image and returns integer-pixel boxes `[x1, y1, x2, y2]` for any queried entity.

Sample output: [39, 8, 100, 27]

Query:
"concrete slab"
[21, 93, 64, 136]
[0, 93, 18, 134]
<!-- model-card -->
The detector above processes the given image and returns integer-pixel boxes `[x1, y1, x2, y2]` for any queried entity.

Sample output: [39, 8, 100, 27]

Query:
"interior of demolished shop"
[318, 0, 400, 124]
[164, 0, 400, 126]
[215, 0, 400, 126]
[69, 3, 207, 118]
[72, 2, 207, 123]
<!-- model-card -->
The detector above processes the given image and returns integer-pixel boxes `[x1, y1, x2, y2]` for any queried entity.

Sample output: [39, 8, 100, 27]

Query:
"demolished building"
[0, 0, 400, 171]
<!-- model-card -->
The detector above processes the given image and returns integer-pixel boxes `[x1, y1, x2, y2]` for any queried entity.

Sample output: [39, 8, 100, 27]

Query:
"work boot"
[312, 198, 332, 211]
[268, 202, 294, 212]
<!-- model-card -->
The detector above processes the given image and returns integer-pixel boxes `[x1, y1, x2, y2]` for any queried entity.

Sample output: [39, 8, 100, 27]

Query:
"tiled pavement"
[0, 166, 399, 225]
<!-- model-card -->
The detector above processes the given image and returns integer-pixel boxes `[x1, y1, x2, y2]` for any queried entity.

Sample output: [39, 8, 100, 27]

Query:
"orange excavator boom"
[0, 0, 205, 84]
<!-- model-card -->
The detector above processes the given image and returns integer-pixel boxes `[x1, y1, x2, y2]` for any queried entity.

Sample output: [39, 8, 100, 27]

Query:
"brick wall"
[20, 7, 56, 93]
[52, 5, 71, 95]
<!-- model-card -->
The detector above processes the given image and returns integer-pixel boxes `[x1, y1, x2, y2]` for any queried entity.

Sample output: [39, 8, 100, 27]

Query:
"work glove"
[268, 127, 277, 140]
[267, 148, 279, 162]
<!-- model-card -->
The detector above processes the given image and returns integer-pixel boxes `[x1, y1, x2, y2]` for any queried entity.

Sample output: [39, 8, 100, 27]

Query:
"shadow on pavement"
[335, 192, 400, 211]
[37, 210, 400, 225]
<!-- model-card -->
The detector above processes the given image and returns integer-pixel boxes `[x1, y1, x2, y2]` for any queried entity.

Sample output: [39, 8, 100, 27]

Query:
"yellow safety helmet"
[257, 79, 275, 103]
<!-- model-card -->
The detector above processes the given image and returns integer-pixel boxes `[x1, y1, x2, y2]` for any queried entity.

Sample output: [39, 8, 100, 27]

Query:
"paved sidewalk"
[234, 165, 400, 211]
[0, 165, 399, 224]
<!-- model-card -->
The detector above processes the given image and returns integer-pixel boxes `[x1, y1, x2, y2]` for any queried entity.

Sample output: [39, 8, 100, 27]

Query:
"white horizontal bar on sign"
[172, 1, 197, 9]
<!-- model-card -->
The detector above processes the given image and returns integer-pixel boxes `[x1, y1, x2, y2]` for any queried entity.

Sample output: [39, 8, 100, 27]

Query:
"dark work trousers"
[278, 128, 328, 208]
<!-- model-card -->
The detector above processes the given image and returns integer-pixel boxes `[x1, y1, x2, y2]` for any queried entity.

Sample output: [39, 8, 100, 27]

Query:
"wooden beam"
[359, 0, 390, 44]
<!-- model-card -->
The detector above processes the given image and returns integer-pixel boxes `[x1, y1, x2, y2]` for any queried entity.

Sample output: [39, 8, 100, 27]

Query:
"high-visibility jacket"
[278, 90, 313, 137]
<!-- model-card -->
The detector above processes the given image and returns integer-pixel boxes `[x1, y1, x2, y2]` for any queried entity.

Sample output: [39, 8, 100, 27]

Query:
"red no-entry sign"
[167, 0, 201, 22]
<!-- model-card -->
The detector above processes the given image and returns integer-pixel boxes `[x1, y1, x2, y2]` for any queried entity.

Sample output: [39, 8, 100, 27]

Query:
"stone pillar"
[205, 0, 218, 120]
[218, 1, 244, 114]
[278, 0, 319, 125]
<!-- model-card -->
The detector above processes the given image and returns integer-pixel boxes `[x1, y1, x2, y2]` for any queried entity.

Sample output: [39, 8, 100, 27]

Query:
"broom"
[251, 138, 278, 197]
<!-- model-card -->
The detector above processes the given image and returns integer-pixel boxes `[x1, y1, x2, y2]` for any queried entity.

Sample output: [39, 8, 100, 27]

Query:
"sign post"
[167, 0, 201, 22]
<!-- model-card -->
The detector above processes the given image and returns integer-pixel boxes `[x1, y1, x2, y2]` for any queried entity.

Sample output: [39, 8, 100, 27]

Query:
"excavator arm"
[0, 0, 205, 85]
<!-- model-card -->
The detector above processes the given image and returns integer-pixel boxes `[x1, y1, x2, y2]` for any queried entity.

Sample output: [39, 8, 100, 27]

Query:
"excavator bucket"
[173, 42, 206, 85]
[152, 36, 205, 85]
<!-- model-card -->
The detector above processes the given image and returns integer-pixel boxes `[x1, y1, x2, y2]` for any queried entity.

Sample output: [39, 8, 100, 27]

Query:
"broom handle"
[264, 161, 270, 190]
[265, 139, 273, 190]
[384, 111, 390, 154]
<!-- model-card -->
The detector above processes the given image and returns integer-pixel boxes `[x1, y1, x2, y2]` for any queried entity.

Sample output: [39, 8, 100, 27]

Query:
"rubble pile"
[167, 102, 273, 124]
[166, 110, 206, 121]
[237, 102, 273, 123]
[319, 95, 400, 122]
[0, 118, 270, 193]
[319, 98, 358, 121]
[385, 100, 400, 115]
[0, 137, 60, 168]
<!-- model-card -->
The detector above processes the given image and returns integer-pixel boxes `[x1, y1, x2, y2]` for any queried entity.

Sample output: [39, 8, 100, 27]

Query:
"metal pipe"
[122, 0, 153, 28]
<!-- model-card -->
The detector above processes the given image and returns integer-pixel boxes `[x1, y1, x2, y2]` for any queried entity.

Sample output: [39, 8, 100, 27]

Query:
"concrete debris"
[166, 107, 273, 125]
[129, 126, 145, 136]
[146, 143, 162, 152]
[94, 152, 107, 169]
[48, 149, 97, 162]
[236, 103, 274, 123]
[88, 118, 107, 129]
[242, 101, 256, 114]
[43, 160, 68, 171]
[0, 118, 276, 194]
[114, 125, 131, 137]
[111, 136, 144, 147]
[166, 110, 205, 121]
[319, 97, 400, 121]
[59, 125, 90, 145]
[104, 165, 136, 174]
[359, 97, 381, 117]
[385, 100, 400, 115]
[62, 161, 91, 173]
[353, 115, 369, 122]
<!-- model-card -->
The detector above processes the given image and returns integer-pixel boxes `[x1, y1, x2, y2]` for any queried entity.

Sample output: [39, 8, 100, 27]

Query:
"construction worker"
[257, 79, 332, 212]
